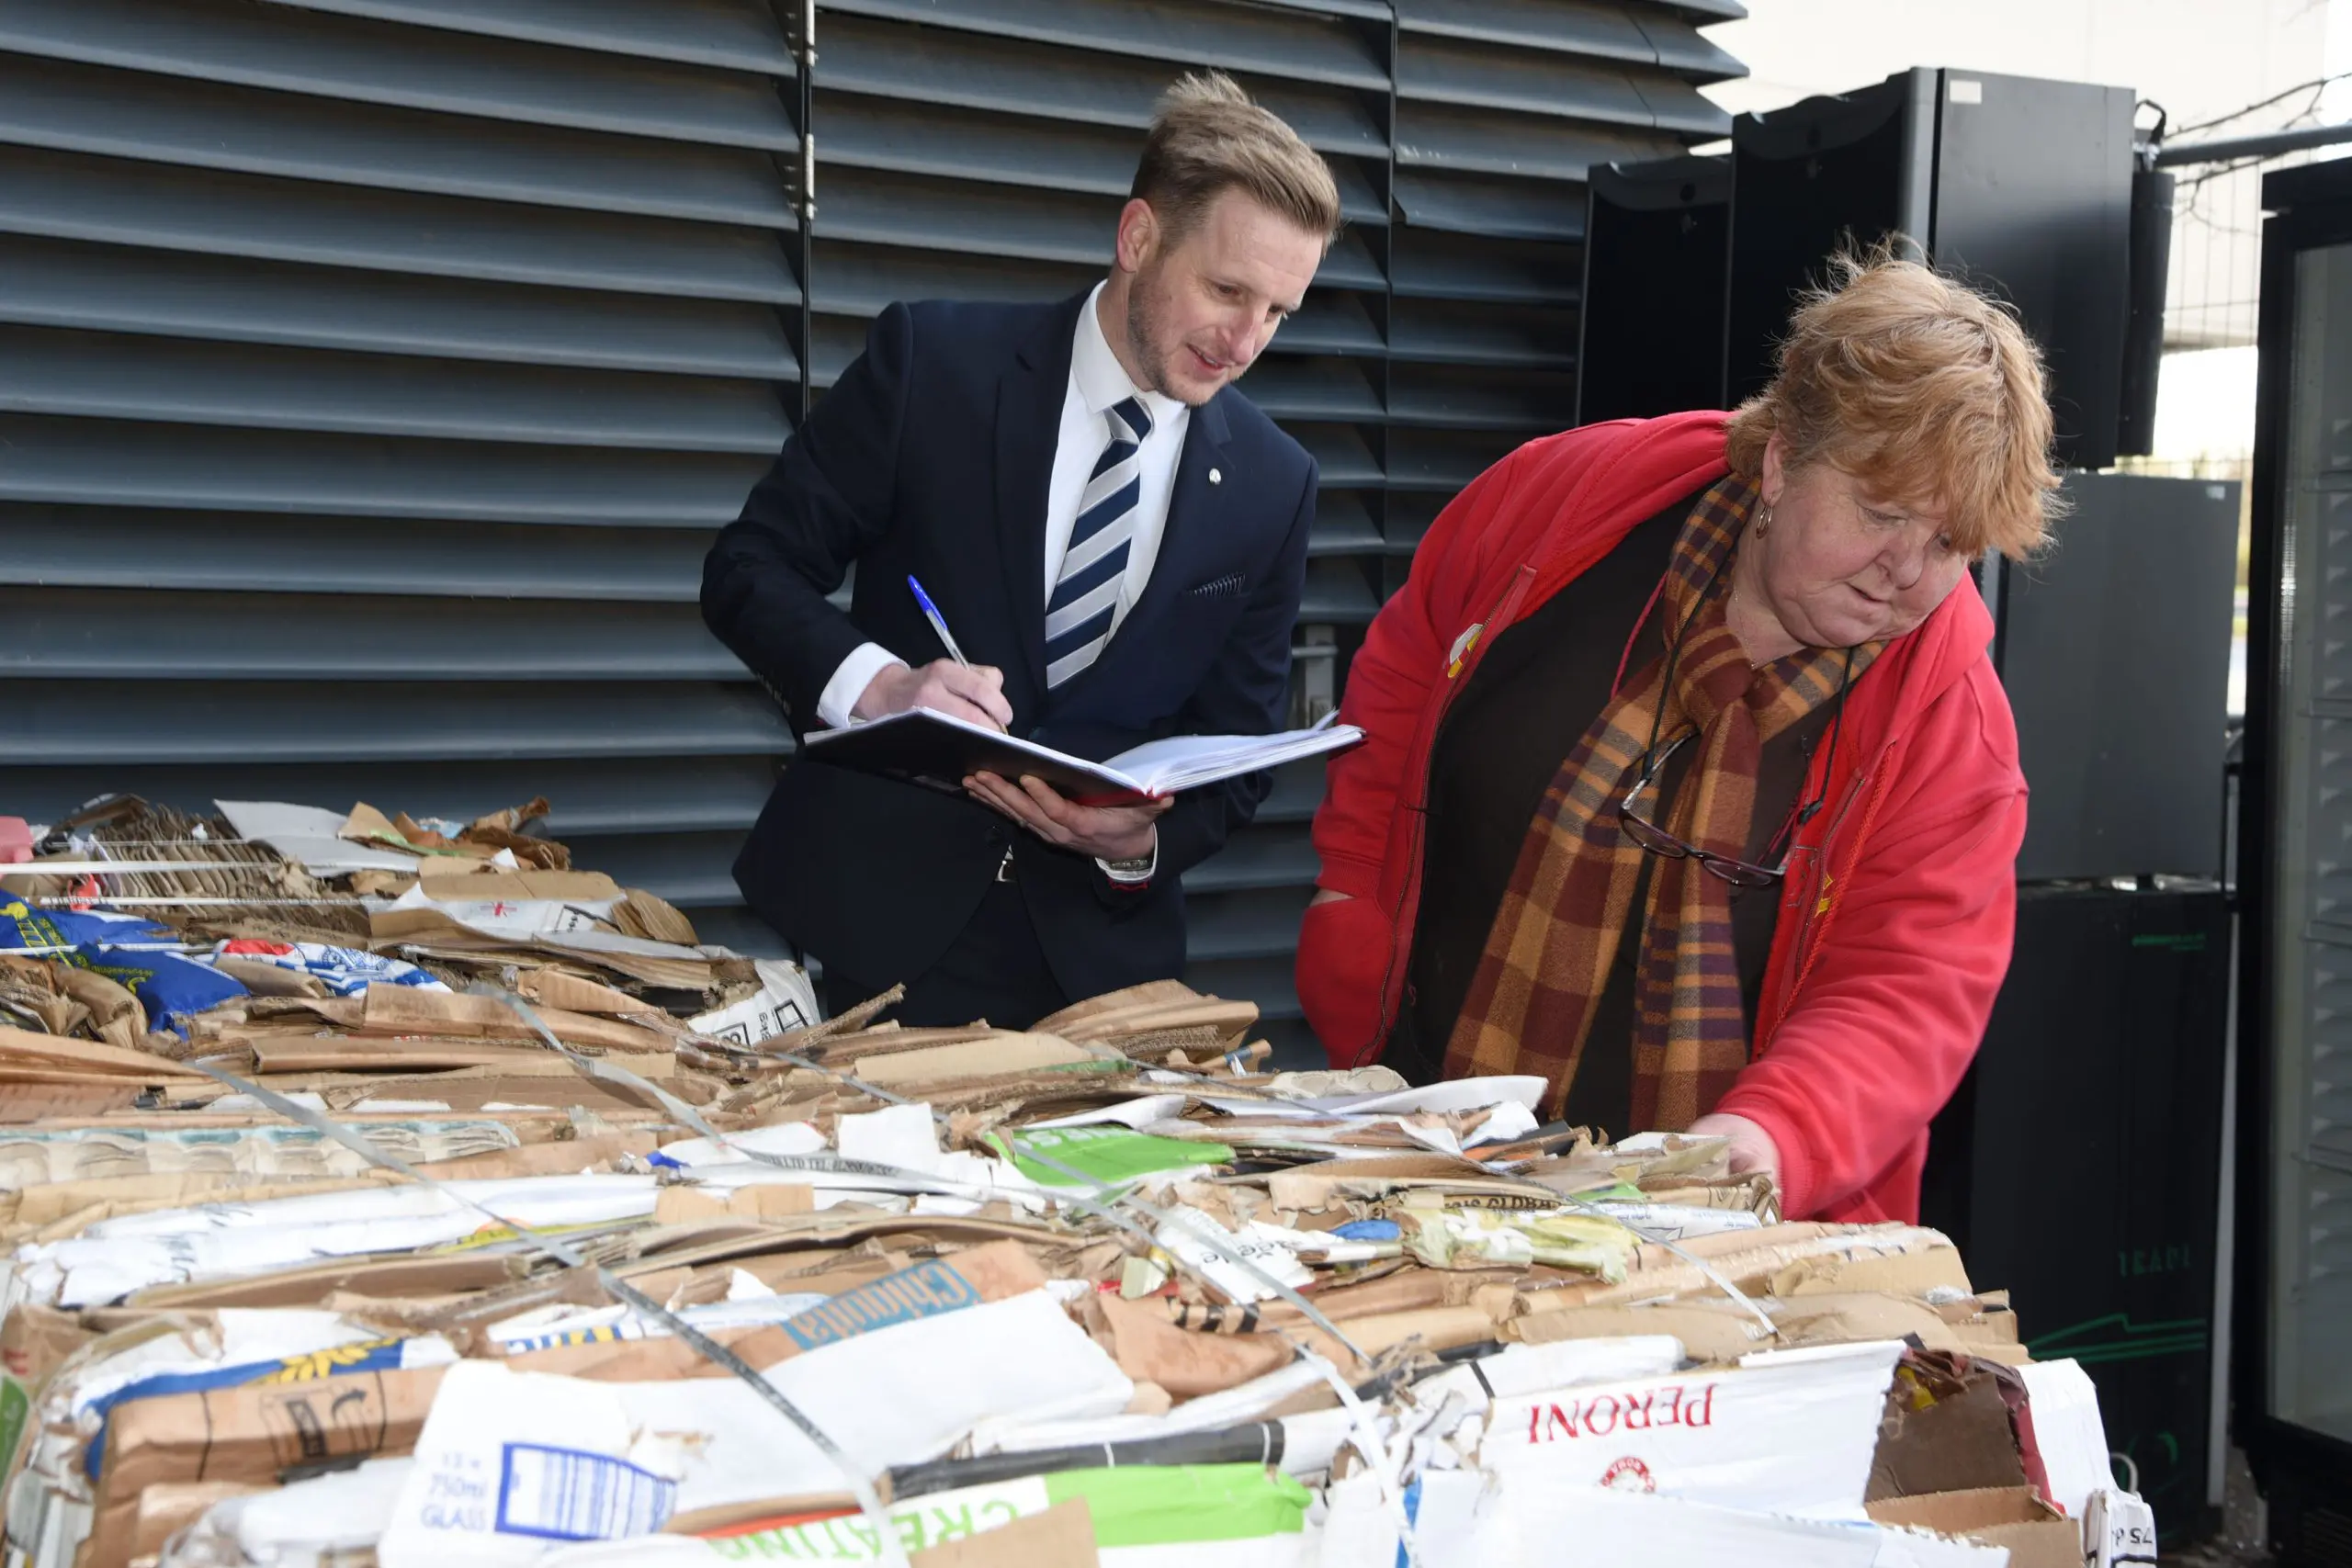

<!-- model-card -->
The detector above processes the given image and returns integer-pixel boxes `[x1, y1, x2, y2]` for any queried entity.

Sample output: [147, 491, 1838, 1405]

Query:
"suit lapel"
[1099, 388, 1234, 662]
[994, 292, 1090, 699]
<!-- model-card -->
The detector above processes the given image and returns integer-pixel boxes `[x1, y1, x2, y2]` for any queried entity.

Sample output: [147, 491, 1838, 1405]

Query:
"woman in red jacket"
[1298, 253, 2060, 1224]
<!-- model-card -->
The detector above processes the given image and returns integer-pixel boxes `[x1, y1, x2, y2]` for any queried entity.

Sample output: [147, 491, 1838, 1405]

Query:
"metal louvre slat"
[0, 234, 797, 379]
[818, 14, 1387, 160]
[1184, 886, 1316, 962]
[0, 149, 801, 302]
[1389, 364, 1577, 432]
[0, 55, 796, 230]
[0, 325, 786, 452]
[816, 167, 1387, 290]
[1390, 298, 1576, 368]
[1237, 355, 1385, 423]
[1397, 37, 1727, 138]
[1308, 492, 1383, 556]
[815, 91, 1388, 226]
[0, 682, 790, 763]
[0, 414, 775, 525]
[819, 0, 1388, 93]
[1396, 0, 1745, 82]
[1297, 558, 1383, 622]
[1182, 823, 1321, 894]
[254, 0, 797, 75]
[0, 508, 712, 601]
[1394, 167, 1585, 241]
[0, 755, 782, 839]
[0, 0, 798, 151]
[1391, 226, 1578, 304]
[0, 589, 741, 681]
[1396, 99, 1681, 182]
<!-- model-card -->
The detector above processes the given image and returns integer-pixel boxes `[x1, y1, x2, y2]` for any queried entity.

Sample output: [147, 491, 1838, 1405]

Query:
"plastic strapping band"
[179, 1054, 916, 1568]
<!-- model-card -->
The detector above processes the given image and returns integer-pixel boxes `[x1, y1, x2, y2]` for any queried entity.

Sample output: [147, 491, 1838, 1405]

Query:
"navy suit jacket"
[701, 292, 1317, 997]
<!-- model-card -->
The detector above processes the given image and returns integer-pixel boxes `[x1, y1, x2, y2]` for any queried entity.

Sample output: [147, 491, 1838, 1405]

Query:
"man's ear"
[1113, 197, 1159, 276]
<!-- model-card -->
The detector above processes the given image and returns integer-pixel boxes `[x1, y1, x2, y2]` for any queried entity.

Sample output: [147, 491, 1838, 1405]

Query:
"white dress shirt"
[815, 283, 1190, 730]
[813, 284, 1191, 880]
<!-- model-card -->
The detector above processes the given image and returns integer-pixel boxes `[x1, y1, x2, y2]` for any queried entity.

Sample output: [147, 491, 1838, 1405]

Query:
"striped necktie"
[1046, 395, 1152, 688]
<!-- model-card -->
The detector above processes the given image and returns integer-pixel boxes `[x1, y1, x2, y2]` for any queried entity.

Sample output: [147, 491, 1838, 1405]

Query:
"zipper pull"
[1445, 623, 1485, 679]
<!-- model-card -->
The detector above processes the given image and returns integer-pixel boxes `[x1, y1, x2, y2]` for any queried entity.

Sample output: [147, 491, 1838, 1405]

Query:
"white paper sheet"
[217, 799, 424, 874]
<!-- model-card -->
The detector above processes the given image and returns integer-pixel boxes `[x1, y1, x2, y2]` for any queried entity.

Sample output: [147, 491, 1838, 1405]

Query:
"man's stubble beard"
[1125, 267, 1236, 408]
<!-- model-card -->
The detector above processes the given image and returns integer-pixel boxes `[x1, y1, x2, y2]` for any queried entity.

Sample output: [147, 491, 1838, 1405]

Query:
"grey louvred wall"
[0, 0, 1742, 1041]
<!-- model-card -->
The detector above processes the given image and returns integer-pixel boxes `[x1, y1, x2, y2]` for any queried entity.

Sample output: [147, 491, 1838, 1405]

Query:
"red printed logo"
[1600, 1457, 1657, 1493]
[1522, 1381, 1717, 1444]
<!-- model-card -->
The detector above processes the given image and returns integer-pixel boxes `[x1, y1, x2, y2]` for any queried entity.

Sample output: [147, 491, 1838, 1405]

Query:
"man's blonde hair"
[1725, 245, 2064, 560]
[1132, 72, 1341, 247]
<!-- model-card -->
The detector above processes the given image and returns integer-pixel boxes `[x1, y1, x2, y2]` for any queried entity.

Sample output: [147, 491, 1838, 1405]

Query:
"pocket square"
[1186, 571, 1248, 599]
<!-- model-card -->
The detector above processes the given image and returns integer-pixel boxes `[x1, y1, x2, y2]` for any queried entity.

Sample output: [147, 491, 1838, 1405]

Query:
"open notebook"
[800, 706, 1363, 805]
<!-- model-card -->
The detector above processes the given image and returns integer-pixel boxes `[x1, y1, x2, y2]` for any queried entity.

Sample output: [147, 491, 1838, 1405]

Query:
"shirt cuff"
[815, 642, 908, 731]
[1097, 832, 1159, 885]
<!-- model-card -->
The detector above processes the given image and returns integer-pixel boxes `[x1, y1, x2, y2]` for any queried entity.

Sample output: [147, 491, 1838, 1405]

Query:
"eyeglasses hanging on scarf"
[1613, 553, 1860, 889]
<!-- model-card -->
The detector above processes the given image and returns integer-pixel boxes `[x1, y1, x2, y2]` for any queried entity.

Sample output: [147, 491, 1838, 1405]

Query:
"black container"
[1924, 883, 2232, 1541]
[1728, 68, 2134, 469]
[1577, 153, 1732, 423]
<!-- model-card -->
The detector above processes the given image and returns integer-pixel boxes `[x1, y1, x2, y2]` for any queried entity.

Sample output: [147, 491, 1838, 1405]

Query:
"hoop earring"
[1754, 503, 1773, 539]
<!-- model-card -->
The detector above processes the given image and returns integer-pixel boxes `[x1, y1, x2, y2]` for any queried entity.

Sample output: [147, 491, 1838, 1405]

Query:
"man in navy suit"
[702, 73, 1338, 1029]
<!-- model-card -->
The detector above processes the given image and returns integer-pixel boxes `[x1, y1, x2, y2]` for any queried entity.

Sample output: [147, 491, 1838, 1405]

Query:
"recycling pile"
[0, 797, 2153, 1568]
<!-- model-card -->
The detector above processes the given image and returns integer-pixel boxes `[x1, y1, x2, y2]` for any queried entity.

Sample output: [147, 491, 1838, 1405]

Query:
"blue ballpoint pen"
[905, 575, 971, 668]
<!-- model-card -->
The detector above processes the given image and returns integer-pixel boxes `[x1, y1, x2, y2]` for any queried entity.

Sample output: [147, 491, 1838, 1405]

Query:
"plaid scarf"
[1442, 474, 1878, 1129]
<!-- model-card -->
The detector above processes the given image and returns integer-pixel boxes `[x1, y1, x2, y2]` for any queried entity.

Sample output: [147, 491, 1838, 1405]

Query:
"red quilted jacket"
[1298, 412, 2027, 1223]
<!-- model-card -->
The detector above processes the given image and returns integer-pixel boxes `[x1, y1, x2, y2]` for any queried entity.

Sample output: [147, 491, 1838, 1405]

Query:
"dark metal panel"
[1389, 363, 1577, 431]
[0, 415, 775, 525]
[1391, 226, 1577, 303]
[1394, 168, 1585, 241]
[1182, 956, 1304, 1021]
[551, 829, 753, 907]
[0, 682, 790, 763]
[815, 91, 1388, 224]
[1630, 12, 1746, 78]
[0, 754, 782, 838]
[0, 235, 797, 379]
[818, 14, 1387, 159]
[0, 0, 798, 149]
[1297, 558, 1382, 623]
[0, 149, 801, 302]
[1257, 760, 1331, 824]
[1181, 823, 1320, 893]
[1399, 36, 1728, 136]
[1307, 492, 1382, 556]
[1386, 427, 1521, 491]
[1396, 100, 1680, 182]
[0, 590, 742, 681]
[0, 509, 714, 600]
[1234, 356, 1384, 423]
[0, 325, 786, 451]
[1396, 0, 1654, 68]
[816, 167, 1386, 289]
[808, 244, 1099, 316]
[818, 0, 1388, 93]
[1390, 298, 1576, 367]
[0, 55, 796, 229]
[257, 0, 797, 75]
[1284, 423, 1385, 488]
[1183, 886, 1314, 962]
[1396, 0, 1744, 83]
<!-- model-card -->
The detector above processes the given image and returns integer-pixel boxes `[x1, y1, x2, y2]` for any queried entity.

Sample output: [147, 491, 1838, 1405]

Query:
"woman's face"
[1754, 434, 1972, 649]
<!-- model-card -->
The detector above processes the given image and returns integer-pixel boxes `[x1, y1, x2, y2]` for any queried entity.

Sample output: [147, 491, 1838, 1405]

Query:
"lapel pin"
[1209, 468, 1222, 484]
